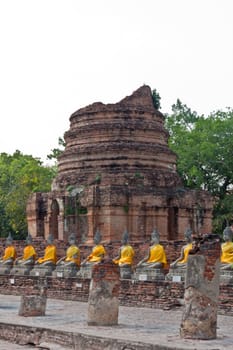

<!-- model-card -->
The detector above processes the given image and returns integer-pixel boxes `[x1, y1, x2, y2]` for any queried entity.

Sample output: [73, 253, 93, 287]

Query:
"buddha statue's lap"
[134, 229, 167, 281]
[113, 230, 135, 279]
[30, 234, 57, 277]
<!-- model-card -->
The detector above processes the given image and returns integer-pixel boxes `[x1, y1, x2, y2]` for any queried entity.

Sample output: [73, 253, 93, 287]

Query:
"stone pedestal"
[0, 264, 13, 275]
[119, 265, 133, 279]
[87, 260, 120, 326]
[52, 264, 79, 278]
[165, 267, 186, 282]
[30, 264, 55, 277]
[76, 265, 93, 279]
[10, 264, 34, 276]
[180, 239, 221, 340]
[220, 270, 233, 284]
[134, 267, 165, 281]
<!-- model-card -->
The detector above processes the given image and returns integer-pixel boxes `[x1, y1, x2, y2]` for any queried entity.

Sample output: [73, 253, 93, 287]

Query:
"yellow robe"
[113, 245, 135, 265]
[65, 245, 80, 266]
[147, 244, 167, 266]
[3, 245, 16, 261]
[221, 241, 233, 263]
[178, 243, 193, 264]
[23, 245, 36, 261]
[87, 244, 105, 263]
[37, 244, 57, 264]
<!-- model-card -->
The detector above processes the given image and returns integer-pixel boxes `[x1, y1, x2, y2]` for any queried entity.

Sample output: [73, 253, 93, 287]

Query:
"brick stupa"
[27, 86, 213, 243]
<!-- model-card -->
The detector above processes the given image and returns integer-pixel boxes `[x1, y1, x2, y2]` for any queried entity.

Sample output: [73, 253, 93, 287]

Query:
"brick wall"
[1, 274, 233, 315]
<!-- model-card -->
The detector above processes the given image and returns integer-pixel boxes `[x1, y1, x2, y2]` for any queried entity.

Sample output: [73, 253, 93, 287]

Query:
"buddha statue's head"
[93, 230, 101, 245]
[122, 229, 129, 245]
[68, 233, 77, 245]
[26, 233, 33, 245]
[223, 226, 233, 242]
[46, 233, 54, 245]
[184, 228, 193, 243]
[151, 229, 160, 244]
[5, 233, 13, 247]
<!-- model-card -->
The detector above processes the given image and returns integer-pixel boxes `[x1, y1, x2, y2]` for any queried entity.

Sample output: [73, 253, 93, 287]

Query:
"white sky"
[0, 0, 232, 164]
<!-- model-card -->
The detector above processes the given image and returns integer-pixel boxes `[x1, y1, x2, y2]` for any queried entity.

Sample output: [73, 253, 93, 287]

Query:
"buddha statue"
[81, 230, 106, 267]
[11, 233, 36, 275]
[113, 230, 135, 278]
[113, 230, 134, 267]
[54, 233, 80, 277]
[134, 229, 167, 281]
[78, 230, 105, 278]
[0, 233, 17, 274]
[30, 234, 57, 276]
[165, 227, 193, 282]
[170, 228, 193, 269]
[220, 226, 233, 270]
[137, 229, 167, 269]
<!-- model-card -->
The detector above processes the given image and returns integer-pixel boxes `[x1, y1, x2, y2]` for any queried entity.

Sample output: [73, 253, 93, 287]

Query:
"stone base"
[52, 265, 80, 278]
[165, 268, 186, 282]
[10, 265, 34, 276]
[133, 267, 165, 281]
[18, 294, 47, 317]
[220, 270, 233, 284]
[119, 266, 132, 279]
[30, 265, 55, 277]
[76, 265, 93, 279]
[88, 296, 119, 326]
[0, 265, 13, 275]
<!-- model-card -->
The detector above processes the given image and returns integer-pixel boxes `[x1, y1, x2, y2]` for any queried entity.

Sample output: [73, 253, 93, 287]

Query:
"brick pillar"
[180, 236, 221, 339]
[87, 260, 120, 326]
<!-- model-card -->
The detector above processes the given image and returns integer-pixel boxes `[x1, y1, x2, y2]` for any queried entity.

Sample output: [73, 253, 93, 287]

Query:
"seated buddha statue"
[15, 233, 36, 266]
[170, 228, 193, 269]
[81, 230, 106, 267]
[57, 233, 80, 267]
[36, 234, 57, 266]
[113, 230, 135, 267]
[137, 229, 167, 269]
[30, 234, 57, 276]
[0, 233, 17, 273]
[11, 233, 36, 275]
[220, 226, 233, 270]
[54, 233, 80, 277]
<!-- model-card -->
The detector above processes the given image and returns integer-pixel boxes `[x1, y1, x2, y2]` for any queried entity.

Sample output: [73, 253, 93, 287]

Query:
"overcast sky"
[0, 0, 232, 164]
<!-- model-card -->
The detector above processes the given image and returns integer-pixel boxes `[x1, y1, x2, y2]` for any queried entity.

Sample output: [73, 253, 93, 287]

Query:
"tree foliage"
[47, 136, 66, 162]
[152, 88, 161, 110]
[0, 151, 56, 239]
[165, 102, 233, 233]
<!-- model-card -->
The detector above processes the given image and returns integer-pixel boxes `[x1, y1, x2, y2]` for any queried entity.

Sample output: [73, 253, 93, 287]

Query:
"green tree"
[47, 136, 66, 162]
[151, 88, 161, 110]
[0, 151, 55, 239]
[165, 102, 233, 233]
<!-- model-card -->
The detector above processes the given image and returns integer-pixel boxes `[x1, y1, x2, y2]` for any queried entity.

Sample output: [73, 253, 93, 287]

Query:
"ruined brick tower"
[27, 86, 213, 243]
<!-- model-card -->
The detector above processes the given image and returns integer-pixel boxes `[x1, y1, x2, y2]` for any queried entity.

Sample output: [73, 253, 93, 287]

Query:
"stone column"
[180, 236, 221, 339]
[87, 260, 120, 326]
[18, 282, 47, 317]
